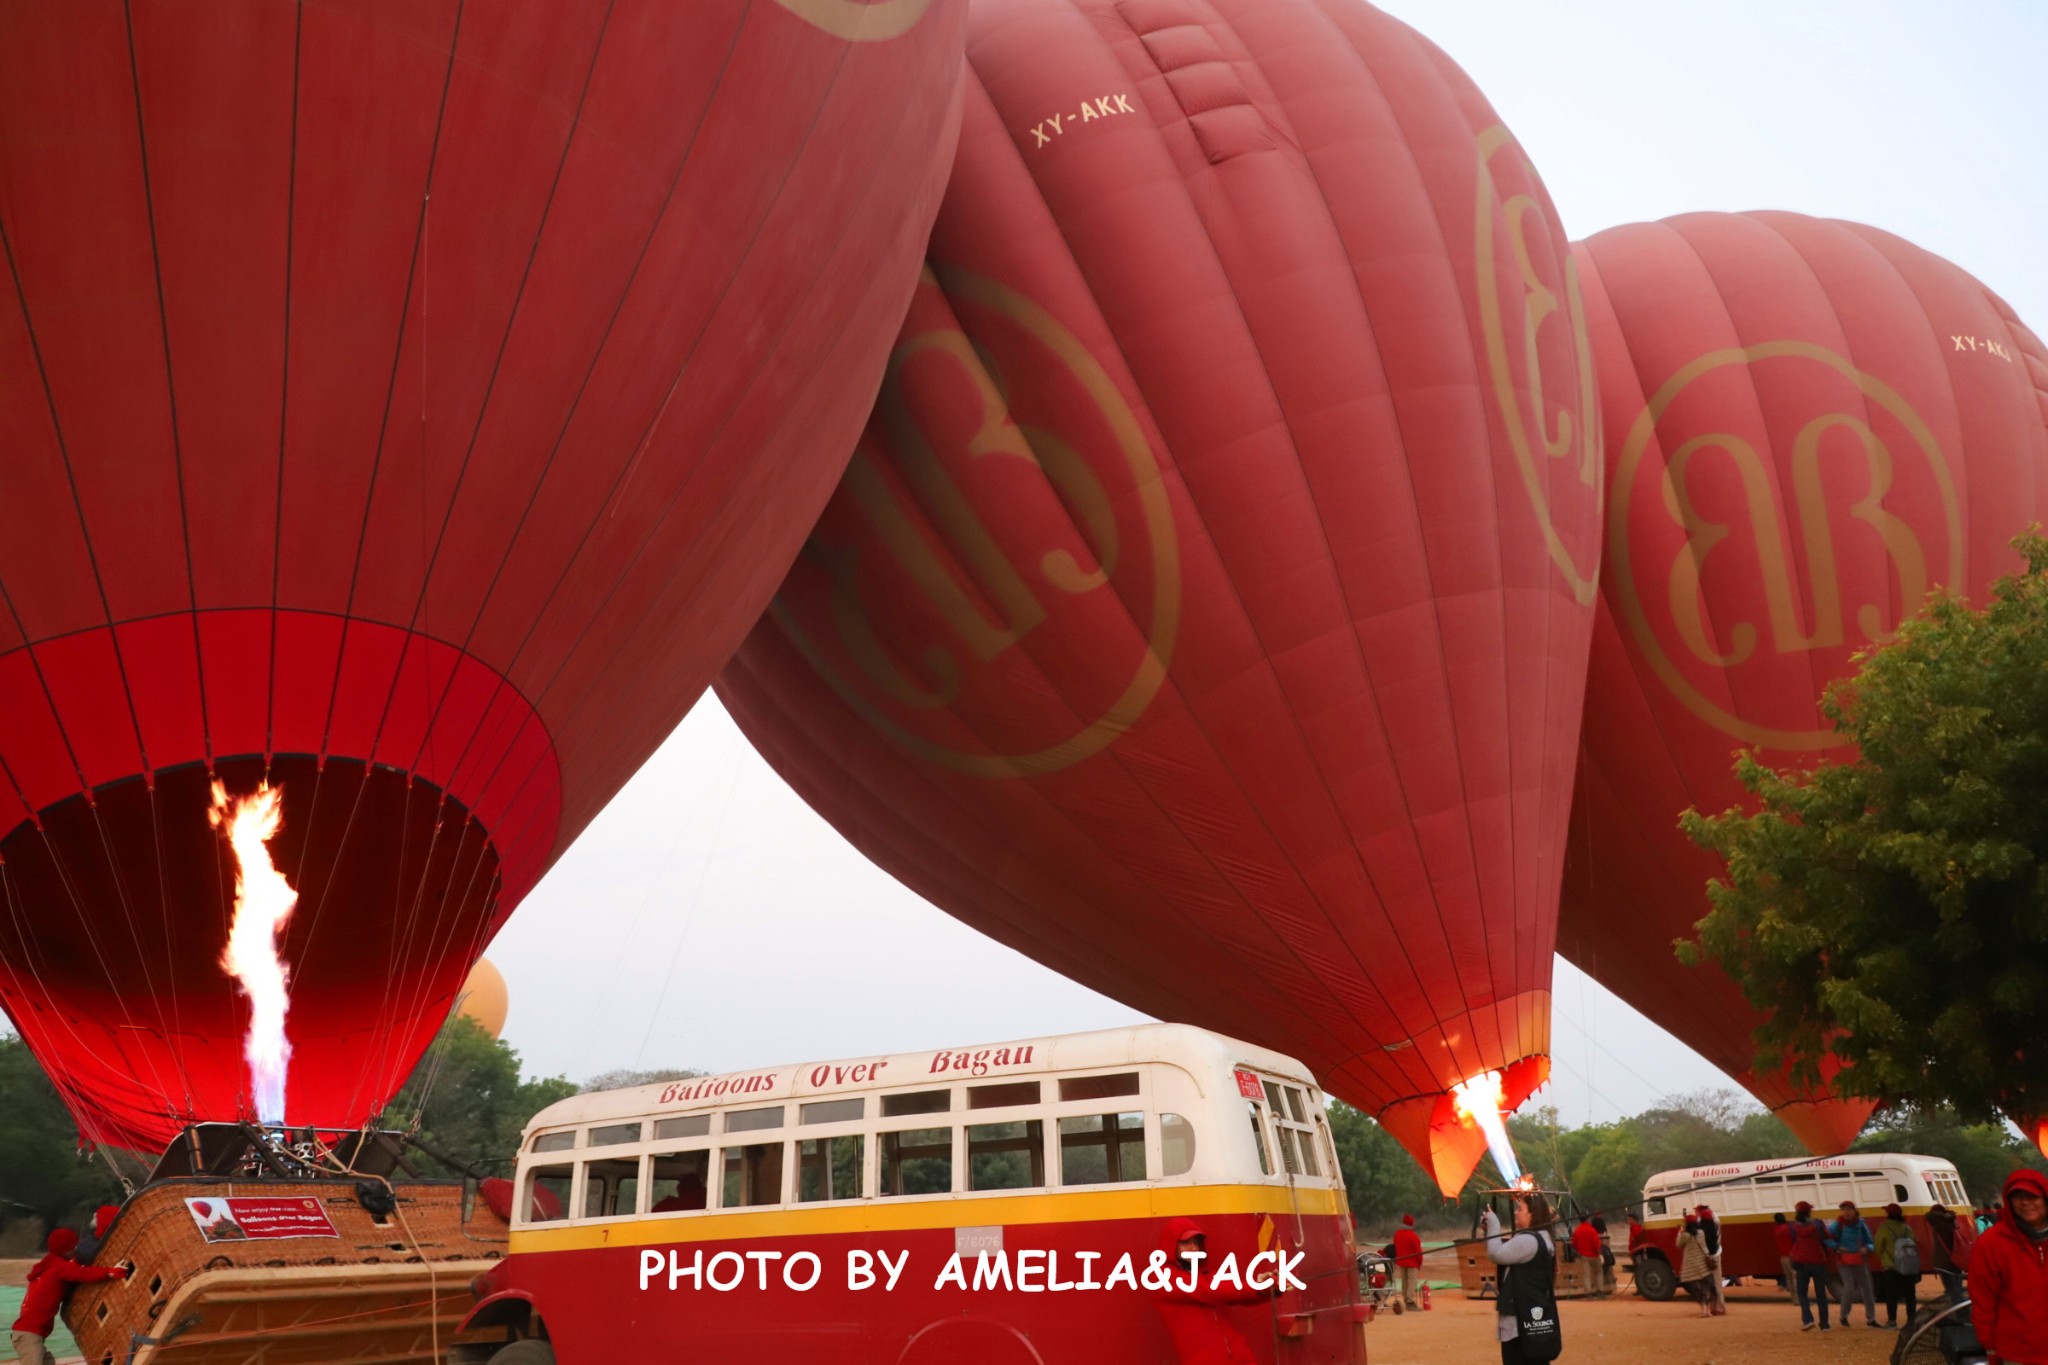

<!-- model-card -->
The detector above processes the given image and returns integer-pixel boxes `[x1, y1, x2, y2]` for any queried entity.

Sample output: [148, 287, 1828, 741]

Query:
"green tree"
[0, 1036, 125, 1233]
[1683, 533, 2048, 1127]
[382, 1016, 577, 1175]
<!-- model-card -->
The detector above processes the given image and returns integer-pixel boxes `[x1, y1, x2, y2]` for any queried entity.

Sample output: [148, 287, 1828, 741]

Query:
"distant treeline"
[1333, 1087, 2046, 1238]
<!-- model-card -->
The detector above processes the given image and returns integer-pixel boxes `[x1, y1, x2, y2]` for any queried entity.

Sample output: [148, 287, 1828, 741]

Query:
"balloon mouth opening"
[0, 754, 503, 1146]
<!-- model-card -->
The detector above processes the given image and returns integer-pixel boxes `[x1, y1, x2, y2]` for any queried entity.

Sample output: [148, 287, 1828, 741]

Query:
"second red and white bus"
[1629, 1153, 1973, 1300]
[457, 1023, 1366, 1363]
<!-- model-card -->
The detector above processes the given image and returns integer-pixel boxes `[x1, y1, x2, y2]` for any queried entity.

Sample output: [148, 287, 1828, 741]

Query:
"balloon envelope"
[458, 959, 509, 1042]
[0, 0, 965, 1149]
[1562, 211, 2048, 1150]
[720, 0, 1600, 1192]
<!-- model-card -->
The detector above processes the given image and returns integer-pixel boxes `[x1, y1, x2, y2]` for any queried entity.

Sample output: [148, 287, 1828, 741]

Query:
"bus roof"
[1643, 1153, 1962, 1190]
[525, 1022, 1316, 1138]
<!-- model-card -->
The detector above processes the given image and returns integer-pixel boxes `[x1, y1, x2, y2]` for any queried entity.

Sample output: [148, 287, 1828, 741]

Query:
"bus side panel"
[498, 1212, 1359, 1364]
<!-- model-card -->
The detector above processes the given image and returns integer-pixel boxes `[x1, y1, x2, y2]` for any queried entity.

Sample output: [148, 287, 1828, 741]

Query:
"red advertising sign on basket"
[1234, 1069, 1266, 1101]
[185, 1196, 340, 1242]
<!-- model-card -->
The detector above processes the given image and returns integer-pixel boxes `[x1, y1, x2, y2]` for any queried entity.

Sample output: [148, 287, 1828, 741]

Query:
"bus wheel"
[487, 1343, 555, 1365]
[1634, 1256, 1677, 1302]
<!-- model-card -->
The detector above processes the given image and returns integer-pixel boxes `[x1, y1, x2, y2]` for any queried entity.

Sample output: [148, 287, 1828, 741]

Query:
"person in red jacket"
[1154, 1216, 1273, 1365]
[1393, 1213, 1426, 1310]
[1968, 1168, 2048, 1365]
[1570, 1217, 1607, 1296]
[1787, 1199, 1836, 1331]
[10, 1227, 128, 1365]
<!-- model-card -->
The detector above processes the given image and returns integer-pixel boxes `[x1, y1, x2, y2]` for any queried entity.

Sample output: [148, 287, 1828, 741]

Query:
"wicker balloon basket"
[63, 1128, 513, 1365]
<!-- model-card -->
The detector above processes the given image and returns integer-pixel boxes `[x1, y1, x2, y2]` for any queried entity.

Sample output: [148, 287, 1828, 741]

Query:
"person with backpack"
[1927, 1203, 1971, 1305]
[1874, 1203, 1924, 1328]
[1484, 1192, 1562, 1362]
[1695, 1205, 1726, 1315]
[1676, 1216, 1714, 1317]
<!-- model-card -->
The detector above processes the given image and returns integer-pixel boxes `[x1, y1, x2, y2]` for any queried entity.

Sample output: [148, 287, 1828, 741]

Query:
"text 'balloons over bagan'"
[1562, 212, 2048, 1150]
[720, 0, 1602, 1193]
[0, 0, 965, 1149]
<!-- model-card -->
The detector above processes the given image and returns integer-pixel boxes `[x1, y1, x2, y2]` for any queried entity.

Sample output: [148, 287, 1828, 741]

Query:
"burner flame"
[210, 781, 296, 1126]
[1451, 1069, 1522, 1184]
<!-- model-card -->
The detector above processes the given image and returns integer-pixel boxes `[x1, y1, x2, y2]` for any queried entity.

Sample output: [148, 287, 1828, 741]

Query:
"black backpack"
[1500, 1235, 1563, 1362]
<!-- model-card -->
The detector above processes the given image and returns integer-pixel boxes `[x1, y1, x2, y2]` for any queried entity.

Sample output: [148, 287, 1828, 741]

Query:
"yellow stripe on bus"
[512, 1185, 1349, 1254]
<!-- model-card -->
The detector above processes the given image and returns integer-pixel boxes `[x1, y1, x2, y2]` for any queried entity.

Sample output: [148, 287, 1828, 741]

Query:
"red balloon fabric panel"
[721, 0, 1600, 1192]
[1562, 212, 2048, 1152]
[0, 0, 966, 1149]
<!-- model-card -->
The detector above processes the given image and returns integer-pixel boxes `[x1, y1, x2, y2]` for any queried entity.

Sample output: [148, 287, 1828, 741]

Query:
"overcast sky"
[493, 0, 2047, 1129]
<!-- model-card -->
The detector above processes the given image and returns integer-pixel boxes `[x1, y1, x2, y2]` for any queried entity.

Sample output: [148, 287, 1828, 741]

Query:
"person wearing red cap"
[1787, 1199, 1835, 1331]
[1392, 1213, 1425, 1310]
[1154, 1216, 1272, 1364]
[1695, 1205, 1726, 1315]
[1966, 1168, 2048, 1365]
[1571, 1216, 1606, 1297]
[10, 1226, 128, 1365]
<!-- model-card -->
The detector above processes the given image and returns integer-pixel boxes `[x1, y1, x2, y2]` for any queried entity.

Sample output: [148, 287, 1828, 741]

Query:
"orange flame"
[1451, 1069, 1522, 1183]
[210, 782, 297, 1125]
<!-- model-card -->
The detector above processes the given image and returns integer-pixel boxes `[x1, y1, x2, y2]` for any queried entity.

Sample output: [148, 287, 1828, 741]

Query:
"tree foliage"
[383, 1015, 578, 1175]
[1682, 534, 2048, 1126]
[1332, 1088, 1805, 1238]
[0, 1036, 125, 1233]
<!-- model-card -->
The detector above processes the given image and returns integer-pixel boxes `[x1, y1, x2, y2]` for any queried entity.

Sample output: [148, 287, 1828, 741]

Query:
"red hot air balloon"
[0, 0, 965, 1151]
[1562, 212, 2048, 1151]
[718, 0, 1602, 1193]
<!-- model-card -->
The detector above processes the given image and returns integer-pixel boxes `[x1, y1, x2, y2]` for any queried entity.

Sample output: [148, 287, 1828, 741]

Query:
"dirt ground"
[8, 1254, 1915, 1365]
[1367, 1248, 1910, 1365]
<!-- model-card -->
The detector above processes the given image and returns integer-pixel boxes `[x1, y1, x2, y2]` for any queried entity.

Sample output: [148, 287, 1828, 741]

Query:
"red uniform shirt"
[1970, 1171, 2048, 1365]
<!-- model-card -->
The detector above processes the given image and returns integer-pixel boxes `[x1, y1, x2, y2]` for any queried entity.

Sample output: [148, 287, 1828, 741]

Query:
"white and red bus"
[456, 1023, 1366, 1363]
[1629, 1153, 1973, 1300]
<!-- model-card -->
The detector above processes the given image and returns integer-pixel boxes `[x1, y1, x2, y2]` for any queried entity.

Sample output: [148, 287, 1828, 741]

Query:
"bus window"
[1161, 1114, 1196, 1177]
[1647, 1198, 1666, 1216]
[722, 1143, 785, 1207]
[522, 1163, 572, 1223]
[588, 1122, 643, 1148]
[531, 1131, 575, 1153]
[1282, 1087, 1307, 1123]
[798, 1135, 864, 1202]
[727, 1106, 785, 1133]
[654, 1115, 710, 1140]
[1275, 1125, 1302, 1176]
[969, 1081, 1039, 1109]
[648, 1150, 711, 1212]
[1059, 1112, 1145, 1186]
[1061, 1073, 1140, 1102]
[882, 1091, 951, 1117]
[1246, 1103, 1271, 1176]
[969, 1120, 1044, 1191]
[881, 1128, 953, 1195]
[1896, 1184, 1910, 1203]
[583, 1157, 640, 1218]
[801, 1098, 863, 1124]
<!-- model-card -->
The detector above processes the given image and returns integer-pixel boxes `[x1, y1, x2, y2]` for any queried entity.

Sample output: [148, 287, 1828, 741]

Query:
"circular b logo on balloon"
[771, 0, 935, 40]
[769, 268, 1180, 778]
[1474, 126, 1603, 606]
[1608, 341, 1962, 750]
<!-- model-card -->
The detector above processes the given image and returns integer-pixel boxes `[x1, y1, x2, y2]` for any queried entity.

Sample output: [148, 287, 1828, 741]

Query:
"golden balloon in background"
[457, 958, 509, 1040]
